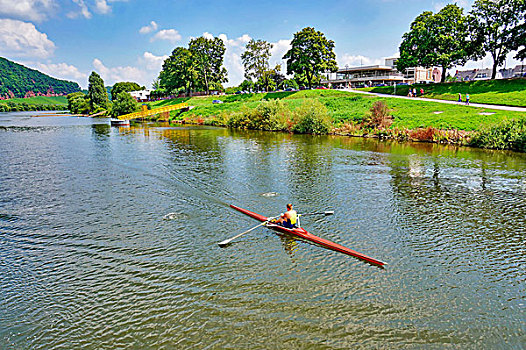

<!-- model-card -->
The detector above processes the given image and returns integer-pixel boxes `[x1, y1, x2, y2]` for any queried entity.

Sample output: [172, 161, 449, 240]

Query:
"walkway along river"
[0, 111, 525, 349]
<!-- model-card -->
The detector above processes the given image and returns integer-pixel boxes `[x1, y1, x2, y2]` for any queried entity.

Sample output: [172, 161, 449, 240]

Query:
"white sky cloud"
[68, 0, 91, 19]
[141, 51, 168, 71]
[0, 0, 55, 22]
[151, 29, 182, 43]
[0, 19, 55, 58]
[139, 21, 158, 34]
[94, 0, 111, 14]
[337, 53, 382, 68]
[31, 61, 87, 81]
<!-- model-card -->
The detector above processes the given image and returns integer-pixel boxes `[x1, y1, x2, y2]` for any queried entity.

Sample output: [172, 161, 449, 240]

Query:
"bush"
[111, 92, 138, 117]
[227, 100, 290, 131]
[292, 99, 332, 134]
[363, 101, 393, 129]
[469, 118, 526, 152]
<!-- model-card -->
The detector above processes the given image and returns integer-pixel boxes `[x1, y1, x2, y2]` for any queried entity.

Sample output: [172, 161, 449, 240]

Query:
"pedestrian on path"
[420, 88, 424, 96]
[458, 93, 462, 103]
[466, 94, 470, 105]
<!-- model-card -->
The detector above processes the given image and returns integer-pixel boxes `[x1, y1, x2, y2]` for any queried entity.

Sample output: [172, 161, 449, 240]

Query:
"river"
[1, 111, 525, 349]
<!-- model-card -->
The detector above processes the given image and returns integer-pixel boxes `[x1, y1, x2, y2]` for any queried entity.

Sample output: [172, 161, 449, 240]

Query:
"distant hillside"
[0, 57, 81, 99]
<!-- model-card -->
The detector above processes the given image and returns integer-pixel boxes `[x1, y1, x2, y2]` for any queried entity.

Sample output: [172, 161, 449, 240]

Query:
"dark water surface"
[1, 112, 525, 349]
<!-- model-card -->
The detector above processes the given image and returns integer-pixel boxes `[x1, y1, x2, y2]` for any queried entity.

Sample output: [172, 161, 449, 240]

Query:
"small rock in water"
[163, 212, 186, 220]
[260, 192, 278, 197]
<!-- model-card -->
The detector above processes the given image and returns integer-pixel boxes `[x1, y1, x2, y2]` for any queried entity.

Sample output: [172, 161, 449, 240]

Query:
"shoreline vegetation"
[0, 96, 68, 112]
[144, 89, 526, 152]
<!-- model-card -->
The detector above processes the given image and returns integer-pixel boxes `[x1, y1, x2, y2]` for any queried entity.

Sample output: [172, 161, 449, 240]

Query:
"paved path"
[344, 88, 526, 113]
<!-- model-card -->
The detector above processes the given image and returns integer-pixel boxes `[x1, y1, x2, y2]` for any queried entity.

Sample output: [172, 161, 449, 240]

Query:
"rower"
[274, 203, 298, 229]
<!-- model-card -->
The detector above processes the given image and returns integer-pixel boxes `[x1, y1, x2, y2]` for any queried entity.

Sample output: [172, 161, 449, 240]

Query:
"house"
[129, 90, 151, 102]
[322, 58, 438, 88]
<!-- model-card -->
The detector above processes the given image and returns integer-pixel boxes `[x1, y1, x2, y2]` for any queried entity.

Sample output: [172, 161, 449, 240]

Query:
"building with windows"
[322, 58, 440, 88]
[454, 65, 526, 81]
[129, 90, 151, 102]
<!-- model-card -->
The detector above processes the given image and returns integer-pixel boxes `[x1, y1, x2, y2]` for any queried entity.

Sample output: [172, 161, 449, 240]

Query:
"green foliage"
[469, 118, 526, 151]
[227, 100, 290, 131]
[111, 92, 139, 117]
[0, 57, 80, 98]
[241, 39, 273, 83]
[283, 27, 338, 89]
[470, 0, 523, 78]
[87, 72, 109, 111]
[188, 36, 228, 94]
[292, 99, 332, 134]
[159, 47, 197, 95]
[111, 82, 143, 100]
[67, 92, 90, 114]
[397, 4, 479, 82]
[512, 0, 526, 59]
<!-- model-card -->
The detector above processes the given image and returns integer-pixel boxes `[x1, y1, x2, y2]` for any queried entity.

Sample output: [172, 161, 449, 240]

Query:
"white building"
[129, 90, 151, 101]
[323, 58, 440, 88]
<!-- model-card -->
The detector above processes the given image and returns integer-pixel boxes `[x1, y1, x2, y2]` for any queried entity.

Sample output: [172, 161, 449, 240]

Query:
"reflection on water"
[0, 113, 525, 349]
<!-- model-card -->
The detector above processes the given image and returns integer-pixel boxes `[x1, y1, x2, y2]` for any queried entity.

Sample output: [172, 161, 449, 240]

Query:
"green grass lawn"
[2, 96, 68, 105]
[360, 79, 526, 107]
[147, 89, 526, 131]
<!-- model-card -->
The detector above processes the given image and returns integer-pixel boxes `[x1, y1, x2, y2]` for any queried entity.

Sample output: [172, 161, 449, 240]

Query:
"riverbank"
[145, 89, 526, 151]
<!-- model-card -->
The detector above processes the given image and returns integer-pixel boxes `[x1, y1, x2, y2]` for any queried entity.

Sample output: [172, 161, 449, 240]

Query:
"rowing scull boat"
[230, 204, 386, 267]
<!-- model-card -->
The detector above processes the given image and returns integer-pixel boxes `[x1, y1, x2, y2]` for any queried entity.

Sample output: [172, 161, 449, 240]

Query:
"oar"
[298, 211, 334, 217]
[218, 216, 277, 247]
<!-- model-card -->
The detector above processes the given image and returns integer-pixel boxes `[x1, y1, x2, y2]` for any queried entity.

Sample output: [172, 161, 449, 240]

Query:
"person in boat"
[273, 204, 298, 229]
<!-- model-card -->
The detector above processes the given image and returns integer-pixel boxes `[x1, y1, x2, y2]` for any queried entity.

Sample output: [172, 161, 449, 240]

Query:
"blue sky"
[0, 0, 522, 88]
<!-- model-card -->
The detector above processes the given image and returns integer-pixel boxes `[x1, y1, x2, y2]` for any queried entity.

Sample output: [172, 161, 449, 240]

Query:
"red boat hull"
[230, 204, 386, 267]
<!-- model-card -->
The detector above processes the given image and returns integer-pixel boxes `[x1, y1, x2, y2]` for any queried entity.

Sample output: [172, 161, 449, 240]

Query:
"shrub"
[469, 118, 526, 152]
[292, 99, 332, 134]
[410, 126, 437, 142]
[111, 92, 139, 117]
[363, 101, 393, 129]
[227, 100, 290, 131]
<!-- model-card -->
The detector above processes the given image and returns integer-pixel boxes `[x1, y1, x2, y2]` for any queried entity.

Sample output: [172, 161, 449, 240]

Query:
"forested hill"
[0, 57, 81, 99]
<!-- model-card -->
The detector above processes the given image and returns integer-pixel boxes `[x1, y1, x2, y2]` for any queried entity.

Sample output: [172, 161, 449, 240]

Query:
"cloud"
[0, 0, 55, 22]
[0, 19, 55, 58]
[151, 29, 182, 43]
[141, 51, 168, 71]
[139, 21, 158, 34]
[68, 0, 91, 19]
[337, 53, 382, 68]
[94, 0, 111, 14]
[92, 58, 148, 86]
[31, 61, 86, 81]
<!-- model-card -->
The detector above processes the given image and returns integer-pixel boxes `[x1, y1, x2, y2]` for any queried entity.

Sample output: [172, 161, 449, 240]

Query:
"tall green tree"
[241, 39, 273, 84]
[397, 4, 479, 82]
[158, 47, 198, 96]
[470, 0, 523, 79]
[283, 27, 338, 89]
[110, 82, 144, 100]
[188, 36, 228, 94]
[87, 71, 109, 112]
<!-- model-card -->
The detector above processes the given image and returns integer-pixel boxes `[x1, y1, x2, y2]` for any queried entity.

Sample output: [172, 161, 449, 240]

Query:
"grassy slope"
[360, 79, 526, 107]
[1, 96, 68, 105]
[147, 89, 526, 131]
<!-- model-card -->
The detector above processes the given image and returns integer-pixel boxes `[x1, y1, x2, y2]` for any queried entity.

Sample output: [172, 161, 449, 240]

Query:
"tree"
[397, 5, 480, 82]
[87, 71, 109, 112]
[188, 36, 228, 94]
[512, 0, 526, 60]
[111, 92, 139, 117]
[283, 27, 338, 89]
[241, 39, 273, 84]
[470, 0, 523, 79]
[158, 47, 198, 96]
[111, 82, 144, 100]
[66, 92, 90, 114]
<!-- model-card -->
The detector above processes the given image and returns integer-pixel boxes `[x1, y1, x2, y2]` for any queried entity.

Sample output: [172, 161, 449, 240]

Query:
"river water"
[0, 111, 525, 349]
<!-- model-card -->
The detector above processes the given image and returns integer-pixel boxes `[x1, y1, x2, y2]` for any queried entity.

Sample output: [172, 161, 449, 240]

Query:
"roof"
[337, 65, 394, 73]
